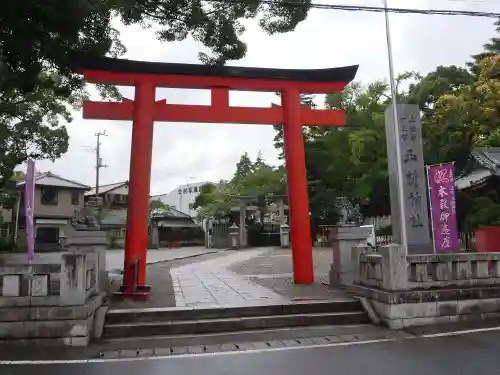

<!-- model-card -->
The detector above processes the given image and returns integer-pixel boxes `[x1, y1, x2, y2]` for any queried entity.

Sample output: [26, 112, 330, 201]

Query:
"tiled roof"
[455, 168, 492, 190]
[17, 172, 90, 190]
[85, 181, 128, 196]
[100, 209, 127, 226]
[101, 206, 194, 226]
[455, 148, 500, 190]
[150, 206, 192, 219]
[471, 148, 500, 171]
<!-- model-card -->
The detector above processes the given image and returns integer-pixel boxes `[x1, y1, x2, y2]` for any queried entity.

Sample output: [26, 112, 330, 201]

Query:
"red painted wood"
[82, 69, 348, 93]
[122, 80, 155, 291]
[83, 101, 346, 126]
[82, 67, 354, 293]
[281, 86, 314, 284]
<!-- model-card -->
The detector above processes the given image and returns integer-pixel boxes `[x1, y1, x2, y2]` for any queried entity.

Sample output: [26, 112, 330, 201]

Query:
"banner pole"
[426, 165, 437, 254]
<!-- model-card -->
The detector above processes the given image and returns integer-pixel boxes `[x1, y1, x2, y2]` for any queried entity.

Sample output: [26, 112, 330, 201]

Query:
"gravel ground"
[228, 248, 350, 300]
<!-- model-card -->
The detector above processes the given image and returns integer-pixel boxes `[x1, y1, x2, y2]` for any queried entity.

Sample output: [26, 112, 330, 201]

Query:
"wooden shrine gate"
[78, 55, 357, 299]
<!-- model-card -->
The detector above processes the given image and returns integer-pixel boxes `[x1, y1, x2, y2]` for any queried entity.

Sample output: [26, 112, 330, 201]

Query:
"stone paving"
[169, 247, 352, 307]
[110, 246, 350, 309]
[109, 250, 231, 309]
[171, 249, 287, 307]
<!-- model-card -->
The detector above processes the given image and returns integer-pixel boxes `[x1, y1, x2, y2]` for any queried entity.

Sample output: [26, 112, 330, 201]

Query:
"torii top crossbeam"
[79, 55, 358, 91]
[77, 55, 358, 298]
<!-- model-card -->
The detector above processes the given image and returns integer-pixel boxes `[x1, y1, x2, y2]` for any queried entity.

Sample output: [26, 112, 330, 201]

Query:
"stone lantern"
[280, 224, 290, 248]
[229, 223, 240, 249]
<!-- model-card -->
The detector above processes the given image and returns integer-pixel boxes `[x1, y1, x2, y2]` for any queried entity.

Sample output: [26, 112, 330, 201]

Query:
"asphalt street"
[3, 330, 500, 375]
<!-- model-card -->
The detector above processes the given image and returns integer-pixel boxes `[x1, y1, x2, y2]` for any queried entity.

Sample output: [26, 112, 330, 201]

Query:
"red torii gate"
[79, 56, 357, 299]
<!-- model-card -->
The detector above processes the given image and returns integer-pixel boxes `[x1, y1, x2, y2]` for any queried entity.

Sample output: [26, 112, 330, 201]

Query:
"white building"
[152, 182, 210, 218]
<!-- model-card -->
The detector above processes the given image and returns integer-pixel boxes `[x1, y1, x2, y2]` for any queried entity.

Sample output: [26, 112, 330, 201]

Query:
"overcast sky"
[35, 0, 498, 194]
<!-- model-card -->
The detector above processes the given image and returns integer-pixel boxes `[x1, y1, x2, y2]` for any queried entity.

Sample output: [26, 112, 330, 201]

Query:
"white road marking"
[0, 337, 400, 365]
[3, 325, 500, 365]
[420, 325, 500, 338]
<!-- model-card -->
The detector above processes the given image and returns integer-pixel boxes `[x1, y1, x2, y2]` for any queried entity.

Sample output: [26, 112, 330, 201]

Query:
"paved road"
[3, 330, 500, 374]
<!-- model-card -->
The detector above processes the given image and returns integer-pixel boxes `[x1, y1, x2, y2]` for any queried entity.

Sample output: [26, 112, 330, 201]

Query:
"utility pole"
[383, 0, 408, 252]
[95, 131, 108, 196]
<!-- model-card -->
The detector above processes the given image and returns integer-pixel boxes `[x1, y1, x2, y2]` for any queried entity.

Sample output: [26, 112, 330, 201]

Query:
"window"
[188, 187, 192, 193]
[193, 186, 198, 193]
[40, 187, 58, 205]
[36, 227, 59, 244]
[188, 203, 194, 210]
[183, 188, 188, 194]
[178, 189, 182, 195]
[71, 191, 80, 205]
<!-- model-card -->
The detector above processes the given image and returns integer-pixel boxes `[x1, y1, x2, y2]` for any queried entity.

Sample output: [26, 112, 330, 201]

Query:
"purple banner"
[427, 163, 460, 252]
[24, 160, 35, 261]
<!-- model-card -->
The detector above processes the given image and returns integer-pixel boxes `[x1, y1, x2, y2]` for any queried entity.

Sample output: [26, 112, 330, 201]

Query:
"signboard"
[427, 162, 460, 252]
[24, 159, 35, 260]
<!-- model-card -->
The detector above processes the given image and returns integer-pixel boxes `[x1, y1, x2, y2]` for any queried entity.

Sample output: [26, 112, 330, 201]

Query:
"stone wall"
[0, 230, 108, 346]
[349, 245, 500, 329]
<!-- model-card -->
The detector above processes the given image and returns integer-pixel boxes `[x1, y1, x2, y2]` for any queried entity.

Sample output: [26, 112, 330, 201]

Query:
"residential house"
[150, 206, 204, 247]
[84, 181, 129, 209]
[16, 172, 91, 250]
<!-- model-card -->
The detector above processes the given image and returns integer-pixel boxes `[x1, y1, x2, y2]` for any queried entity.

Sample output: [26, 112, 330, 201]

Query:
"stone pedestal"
[329, 225, 372, 286]
[66, 229, 109, 295]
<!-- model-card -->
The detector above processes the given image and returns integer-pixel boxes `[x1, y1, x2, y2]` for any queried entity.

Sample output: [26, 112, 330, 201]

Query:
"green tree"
[1, 1, 124, 194]
[234, 158, 286, 221]
[232, 152, 253, 190]
[117, 0, 312, 65]
[194, 155, 286, 220]
[468, 19, 500, 75]
[0, 171, 24, 210]
[1, 0, 312, 194]
[149, 199, 169, 212]
[194, 182, 234, 219]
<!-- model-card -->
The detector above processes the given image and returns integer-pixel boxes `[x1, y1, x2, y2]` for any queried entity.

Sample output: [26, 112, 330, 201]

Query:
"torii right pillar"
[281, 87, 314, 284]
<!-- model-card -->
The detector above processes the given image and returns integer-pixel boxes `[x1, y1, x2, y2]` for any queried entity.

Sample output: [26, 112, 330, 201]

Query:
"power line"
[253, 0, 500, 18]
[441, 0, 500, 4]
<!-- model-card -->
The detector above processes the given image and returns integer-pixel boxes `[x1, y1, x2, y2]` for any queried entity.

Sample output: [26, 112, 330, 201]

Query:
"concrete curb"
[108, 250, 224, 275]
[146, 250, 222, 266]
[92, 306, 109, 339]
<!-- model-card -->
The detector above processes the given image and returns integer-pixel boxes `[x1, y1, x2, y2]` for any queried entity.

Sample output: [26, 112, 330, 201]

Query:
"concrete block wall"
[349, 244, 500, 329]
[351, 285, 500, 329]
[0, 249, 104, 346]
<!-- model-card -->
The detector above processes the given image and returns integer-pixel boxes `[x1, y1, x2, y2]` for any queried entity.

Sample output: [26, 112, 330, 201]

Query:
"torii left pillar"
[120, 80, 155, 298]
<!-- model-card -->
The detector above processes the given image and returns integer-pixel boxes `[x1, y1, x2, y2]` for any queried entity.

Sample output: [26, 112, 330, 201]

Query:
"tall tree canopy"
[194, 153, 285, 219]
[0, 0, 312, 194]
[198, 17, 500, 233]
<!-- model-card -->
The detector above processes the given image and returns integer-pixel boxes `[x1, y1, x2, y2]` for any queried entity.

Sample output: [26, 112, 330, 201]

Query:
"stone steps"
[103, 300, 369, 339]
